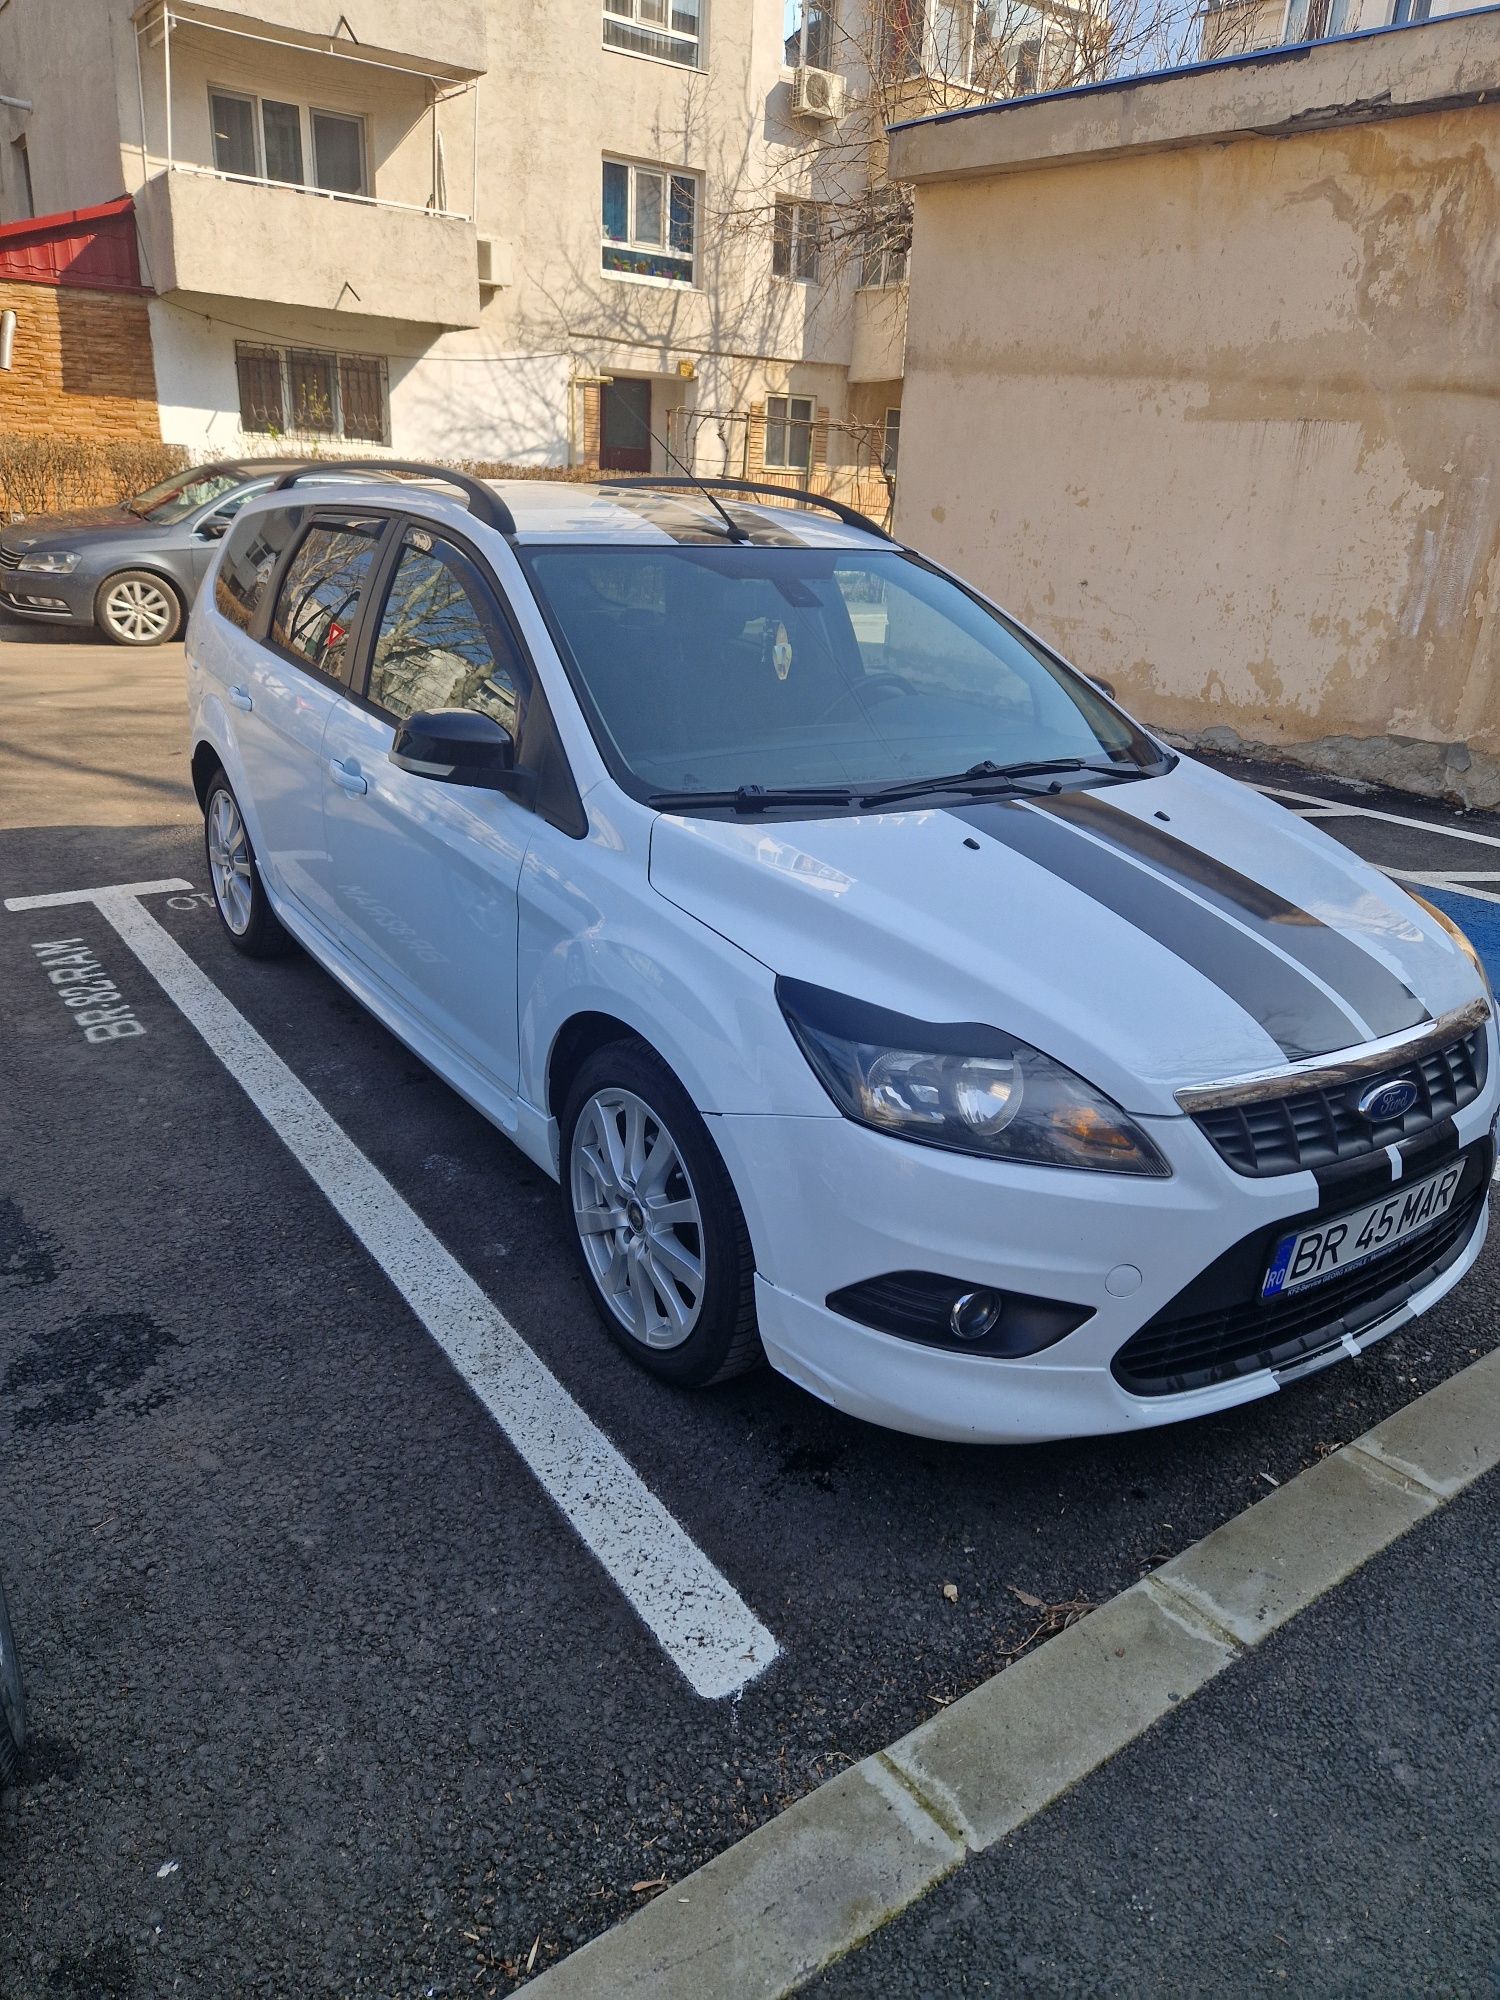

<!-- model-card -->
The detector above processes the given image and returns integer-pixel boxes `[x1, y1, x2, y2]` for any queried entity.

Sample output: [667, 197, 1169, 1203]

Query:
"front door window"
[367, 530, 531, 736]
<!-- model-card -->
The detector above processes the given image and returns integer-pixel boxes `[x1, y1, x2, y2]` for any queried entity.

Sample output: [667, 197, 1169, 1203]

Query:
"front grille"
[1191, 1028, 1486, 1177]
[1113, 1145, 1489, 1397]
[0, 544, 22, 570]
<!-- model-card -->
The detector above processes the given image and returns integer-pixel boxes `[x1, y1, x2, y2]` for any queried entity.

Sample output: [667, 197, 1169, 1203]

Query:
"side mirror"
[197, 514, 233, 541]
[389, 708, 519, 791]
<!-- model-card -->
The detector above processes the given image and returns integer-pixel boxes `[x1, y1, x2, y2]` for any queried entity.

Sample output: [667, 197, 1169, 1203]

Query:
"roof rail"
[267, 461, 517, 537]
[598, 477, 894, 541]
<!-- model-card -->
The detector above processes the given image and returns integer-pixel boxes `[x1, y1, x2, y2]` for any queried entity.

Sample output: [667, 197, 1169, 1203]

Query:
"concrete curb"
[527, 1347, 1500, 1998]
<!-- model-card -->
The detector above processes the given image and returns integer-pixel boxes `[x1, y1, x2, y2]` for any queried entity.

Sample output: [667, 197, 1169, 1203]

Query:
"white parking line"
[1253, 782, 1500, 851]
[3, 880, 780, 1700]
[1379, 867, 1500, 910]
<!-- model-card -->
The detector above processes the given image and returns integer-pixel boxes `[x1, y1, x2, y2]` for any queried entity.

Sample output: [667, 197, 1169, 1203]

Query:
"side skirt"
[264, 886, 560, 1182]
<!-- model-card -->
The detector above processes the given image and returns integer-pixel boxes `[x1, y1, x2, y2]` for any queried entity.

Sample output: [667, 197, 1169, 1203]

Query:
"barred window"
[234, 340, 389, 444]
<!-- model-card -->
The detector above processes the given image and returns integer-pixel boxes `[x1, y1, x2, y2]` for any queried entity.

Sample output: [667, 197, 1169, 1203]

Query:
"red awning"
[0, 196, 144, 293]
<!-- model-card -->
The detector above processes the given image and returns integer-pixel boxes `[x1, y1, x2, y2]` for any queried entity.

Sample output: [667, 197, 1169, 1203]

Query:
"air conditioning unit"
[790, 65, 845, 121]
[476, 237, 513, 289]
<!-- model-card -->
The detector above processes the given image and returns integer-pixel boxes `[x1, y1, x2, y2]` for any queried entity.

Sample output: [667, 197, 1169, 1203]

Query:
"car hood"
[1, 509, 169, 551]
[647, 757, 1485, 1117]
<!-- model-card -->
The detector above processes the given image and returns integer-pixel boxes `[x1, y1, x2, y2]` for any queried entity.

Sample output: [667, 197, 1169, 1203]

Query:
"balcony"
[849, 284, 907, 384]
[135, 169, 481, 328]
[137, 1, 487, 86]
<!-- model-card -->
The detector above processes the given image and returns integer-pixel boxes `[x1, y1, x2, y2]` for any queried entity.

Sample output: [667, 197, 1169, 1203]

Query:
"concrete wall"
[891, 14, 1500, 805]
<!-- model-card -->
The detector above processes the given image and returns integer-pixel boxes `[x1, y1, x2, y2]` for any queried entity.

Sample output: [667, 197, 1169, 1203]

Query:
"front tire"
[0, 1575, 26, 1789]
[204, 772, 286, 958]
[561, 1040, 761, 1388]
[95, 570, 183, 646]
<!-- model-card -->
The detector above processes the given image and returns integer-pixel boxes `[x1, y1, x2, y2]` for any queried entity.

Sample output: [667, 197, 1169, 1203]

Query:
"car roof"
[243, 474, 892, 550]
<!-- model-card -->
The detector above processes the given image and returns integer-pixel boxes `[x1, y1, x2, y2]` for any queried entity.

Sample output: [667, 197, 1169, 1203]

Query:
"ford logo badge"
[1358, 1078, 1420, 1122]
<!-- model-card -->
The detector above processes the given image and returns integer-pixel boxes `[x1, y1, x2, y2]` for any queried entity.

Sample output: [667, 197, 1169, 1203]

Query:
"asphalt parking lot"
[1, 625, 1497, 1998]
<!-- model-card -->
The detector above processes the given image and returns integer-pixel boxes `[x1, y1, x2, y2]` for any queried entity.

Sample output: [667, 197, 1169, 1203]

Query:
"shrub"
[450, 458, 600, 483]
[0, 436, 189, 517]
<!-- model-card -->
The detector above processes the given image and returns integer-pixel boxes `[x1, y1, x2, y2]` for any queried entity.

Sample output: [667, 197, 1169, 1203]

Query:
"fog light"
[949, 1290, 1003, 1342]
[21, 594, 66, 609]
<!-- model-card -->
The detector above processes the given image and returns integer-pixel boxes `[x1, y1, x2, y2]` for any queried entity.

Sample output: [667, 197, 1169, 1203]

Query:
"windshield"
[125, 469, 245, 524]
[520, 546, 1159, 802]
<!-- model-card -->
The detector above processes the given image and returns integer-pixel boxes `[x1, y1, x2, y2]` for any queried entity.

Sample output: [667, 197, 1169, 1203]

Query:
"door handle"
[328, 756, 368, 796]
[228, 685, 253, 712]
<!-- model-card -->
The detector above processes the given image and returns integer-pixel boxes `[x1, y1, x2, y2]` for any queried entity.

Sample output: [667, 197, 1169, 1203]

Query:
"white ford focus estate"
[186, 466, 1496, 1443]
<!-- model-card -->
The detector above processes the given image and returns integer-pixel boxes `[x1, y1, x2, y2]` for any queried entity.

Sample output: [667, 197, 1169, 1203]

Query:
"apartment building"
[0, 0, 981, 492]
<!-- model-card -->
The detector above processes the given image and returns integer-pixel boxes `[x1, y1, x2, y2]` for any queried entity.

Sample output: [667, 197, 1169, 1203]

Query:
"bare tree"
[718, 0, 1265, 290]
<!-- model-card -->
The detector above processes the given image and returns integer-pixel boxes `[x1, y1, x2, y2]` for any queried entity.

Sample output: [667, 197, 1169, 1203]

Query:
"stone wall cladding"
[0, 279, 161, 442]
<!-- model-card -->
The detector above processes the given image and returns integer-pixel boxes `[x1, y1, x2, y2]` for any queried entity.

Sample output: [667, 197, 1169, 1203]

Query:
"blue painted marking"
[1416, 886, 1500, 993]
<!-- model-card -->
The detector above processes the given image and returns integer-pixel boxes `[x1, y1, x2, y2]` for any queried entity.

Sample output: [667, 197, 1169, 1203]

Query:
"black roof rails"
[268, 461, 517, 537]
[598, 477, 894, 541]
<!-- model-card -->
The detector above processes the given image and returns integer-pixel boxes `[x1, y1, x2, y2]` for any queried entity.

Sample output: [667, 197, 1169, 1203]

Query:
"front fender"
[516, 809, 834, 1121]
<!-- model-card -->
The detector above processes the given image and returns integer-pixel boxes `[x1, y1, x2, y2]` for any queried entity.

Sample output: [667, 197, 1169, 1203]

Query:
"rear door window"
[269, 515, 386, 681]
[213, 506, 306, 632]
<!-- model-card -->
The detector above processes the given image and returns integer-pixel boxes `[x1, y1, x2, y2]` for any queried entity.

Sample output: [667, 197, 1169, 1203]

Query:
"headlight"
[777, 978, 1171, 1176]
[1407, 890, 1493, 998]
[16, 550, 79, 574]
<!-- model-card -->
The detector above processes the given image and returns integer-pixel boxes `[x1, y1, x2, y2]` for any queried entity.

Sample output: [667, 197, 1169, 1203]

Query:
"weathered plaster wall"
[893, 47, 1500, 802]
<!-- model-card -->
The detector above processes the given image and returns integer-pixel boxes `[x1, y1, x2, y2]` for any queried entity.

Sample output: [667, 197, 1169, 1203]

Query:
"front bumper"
[0, 570, 96, 624]
[712, 1070, 1497, 1443]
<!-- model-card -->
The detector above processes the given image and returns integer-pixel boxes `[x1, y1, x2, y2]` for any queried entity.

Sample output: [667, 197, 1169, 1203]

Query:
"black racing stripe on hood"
[951, 799, 1365, 1061]
[1033, 791, 1429, 1039]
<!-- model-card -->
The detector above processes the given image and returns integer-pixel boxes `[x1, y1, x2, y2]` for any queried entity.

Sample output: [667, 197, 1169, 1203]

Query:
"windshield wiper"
[858, 756, 1145, 809]
[648, 783, 855, 815]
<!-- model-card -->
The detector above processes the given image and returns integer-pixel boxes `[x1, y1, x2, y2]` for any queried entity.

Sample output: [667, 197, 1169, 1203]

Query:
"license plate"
[1262, 1163, 1464, 1298]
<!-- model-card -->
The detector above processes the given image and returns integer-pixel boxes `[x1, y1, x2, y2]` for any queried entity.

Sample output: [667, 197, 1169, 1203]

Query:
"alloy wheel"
[568, 1087, 706, 1349]
[103, 577, 175, 642]
[207, 789, 254, 936]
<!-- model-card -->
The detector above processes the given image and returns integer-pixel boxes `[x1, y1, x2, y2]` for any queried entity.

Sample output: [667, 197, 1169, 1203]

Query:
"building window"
[209, 90, 367, 196]
[772, 200, 822, 282]
[764, 394, 815, 472]
[602, 159, 697, 284]
[235, 341, 390, 443]
[883, 0, 1012, 85]
[1283, 0, 1350, 35]
[261, 100, 305, 184]
[784, 0, 837, 67]
[603, 0, 703, 68]
[883, 407, 900, 473]
[311, 110, 367, 195]
[859, 225, 908, 289]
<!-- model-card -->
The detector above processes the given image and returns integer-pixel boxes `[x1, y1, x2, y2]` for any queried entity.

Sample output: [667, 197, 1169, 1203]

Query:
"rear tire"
[0, 1575, 26, 1790]
[95, 569, 184, 646]
[560, 1039, 762, 1388]
[204, 772, 286, 958]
